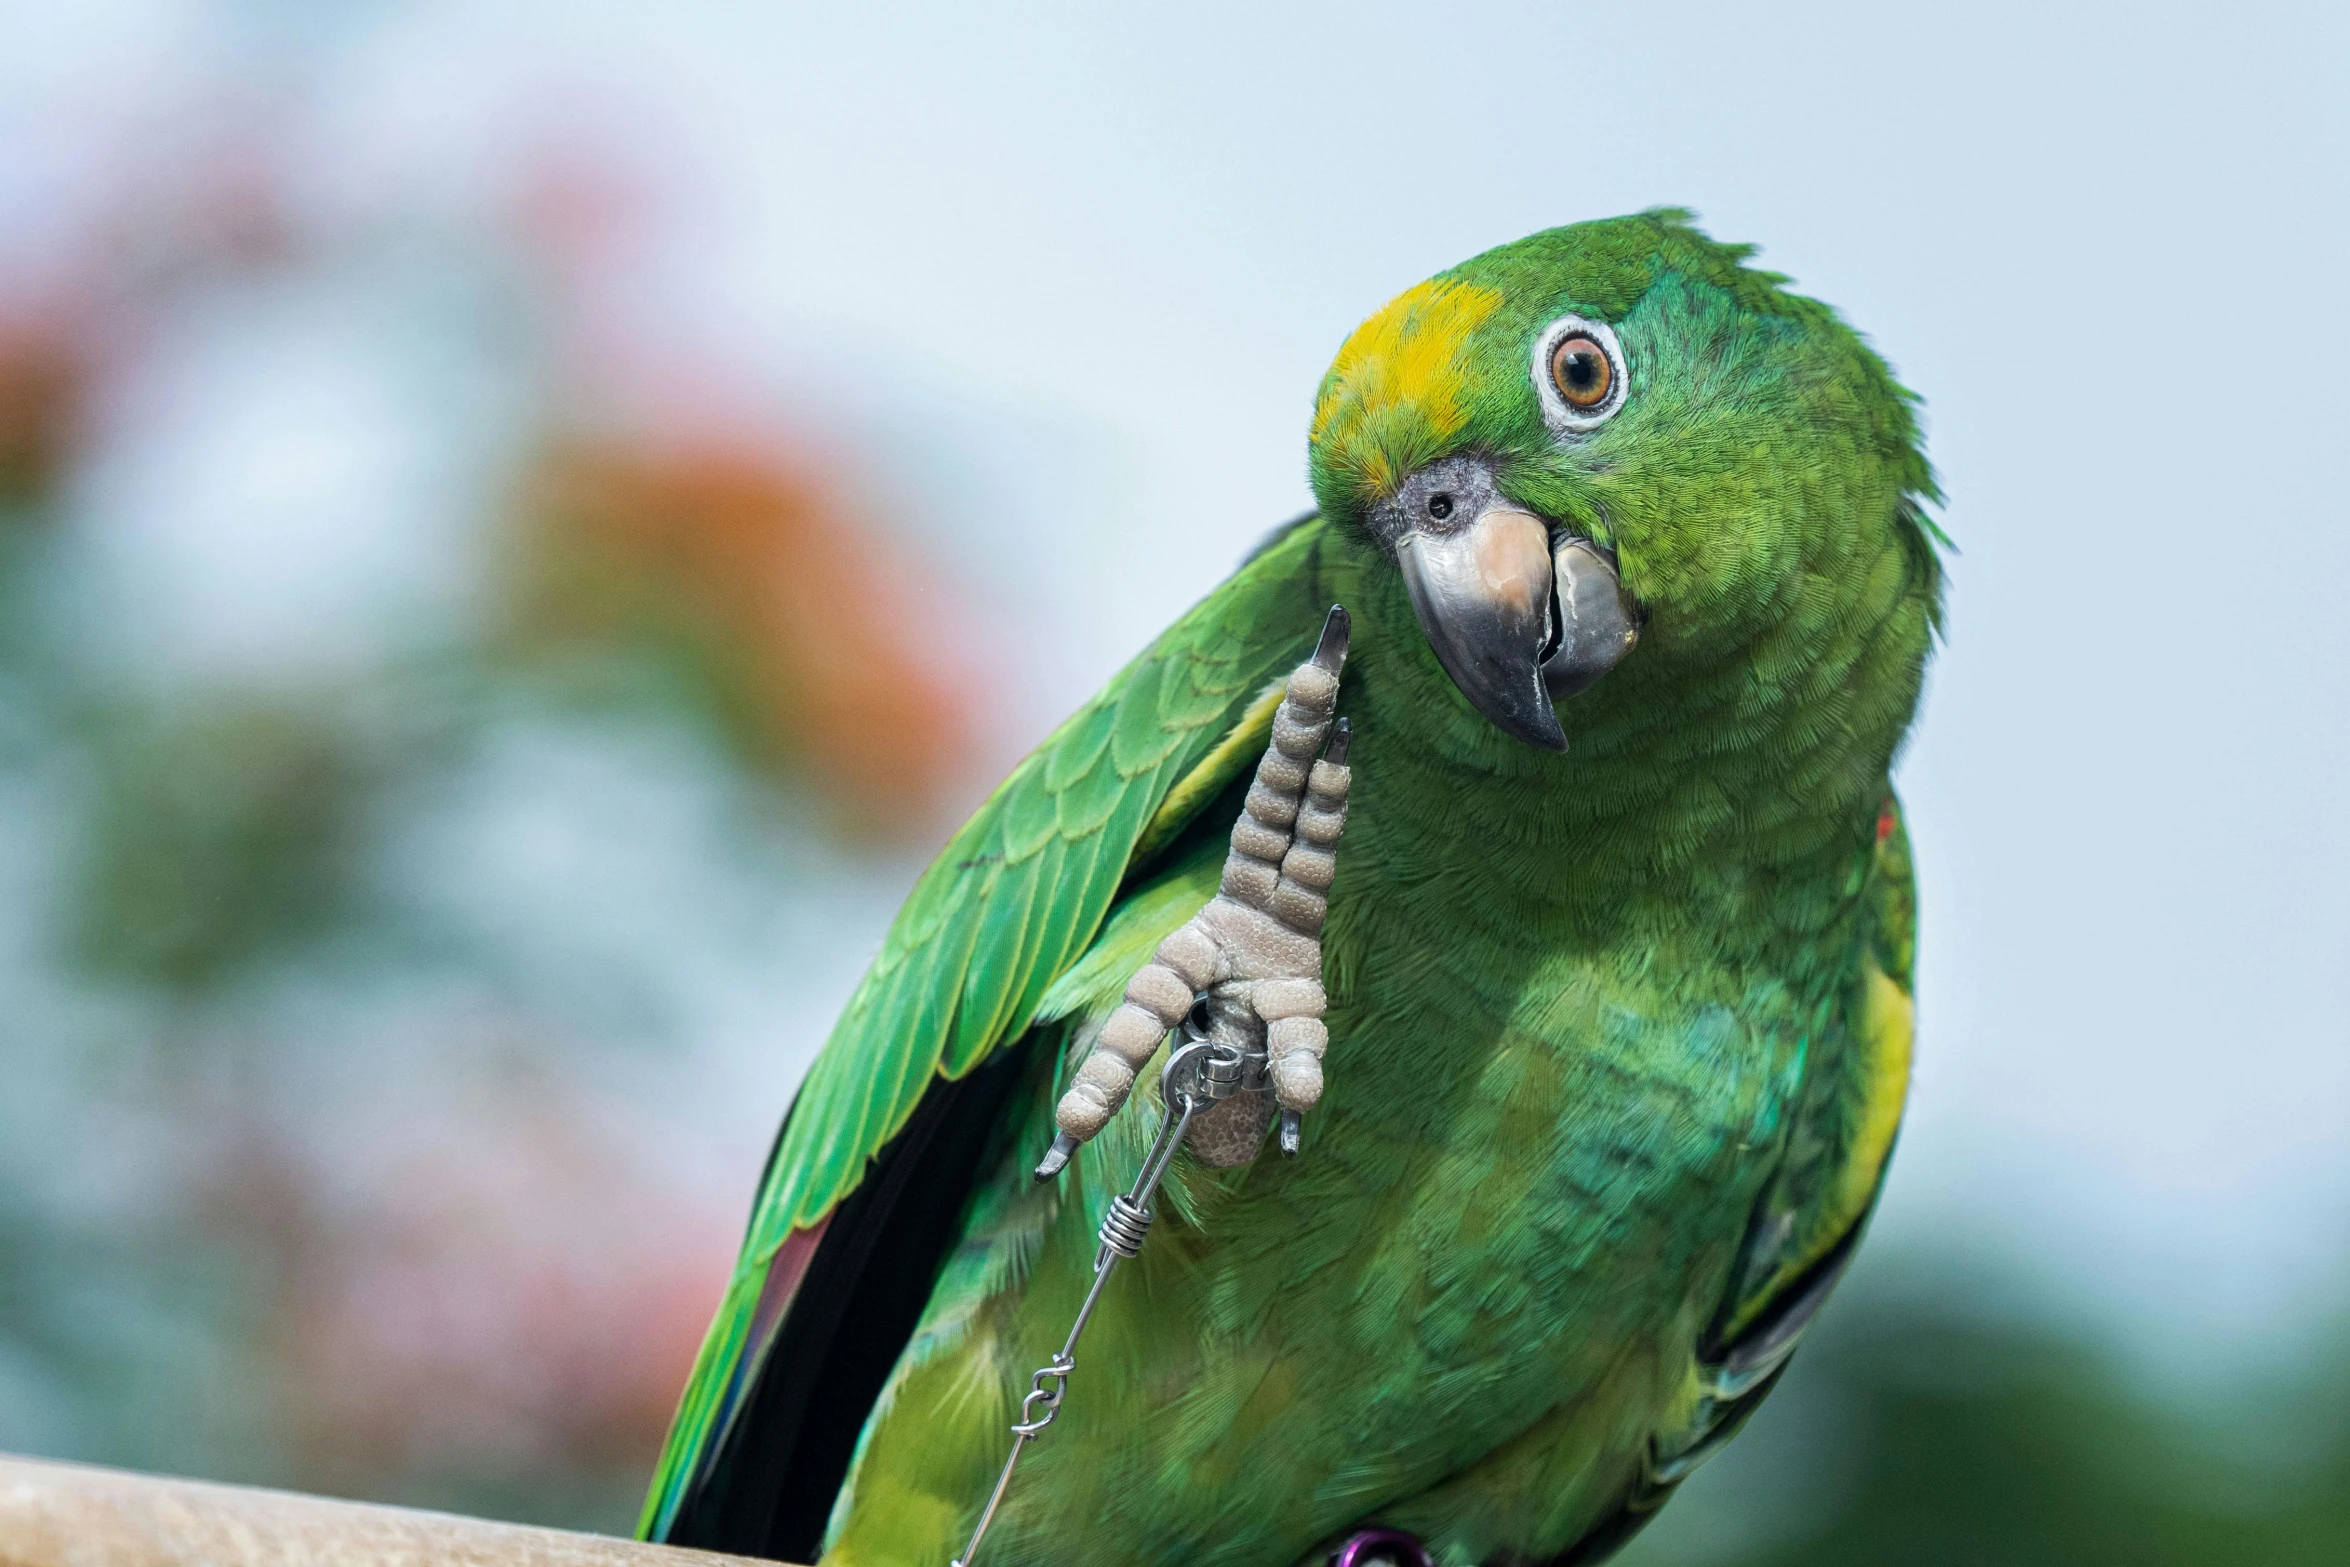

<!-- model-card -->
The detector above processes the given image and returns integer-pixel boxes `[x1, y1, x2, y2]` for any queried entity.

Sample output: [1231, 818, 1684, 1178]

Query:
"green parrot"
[641, 209, 1941, 1567]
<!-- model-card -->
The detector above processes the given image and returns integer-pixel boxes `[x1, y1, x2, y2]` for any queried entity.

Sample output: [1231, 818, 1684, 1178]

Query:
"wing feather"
[1626, 793, 1921, 1512]
[642, 518, 1346, 1539]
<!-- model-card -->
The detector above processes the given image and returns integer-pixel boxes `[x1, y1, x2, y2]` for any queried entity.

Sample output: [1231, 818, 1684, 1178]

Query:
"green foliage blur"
[0, 122, 981, 1536]
[1623, 1261, 2350, 1566]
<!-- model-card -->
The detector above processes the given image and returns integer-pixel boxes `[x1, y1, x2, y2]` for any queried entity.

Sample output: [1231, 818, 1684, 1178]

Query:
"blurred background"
[0, 0, 2344, 1558]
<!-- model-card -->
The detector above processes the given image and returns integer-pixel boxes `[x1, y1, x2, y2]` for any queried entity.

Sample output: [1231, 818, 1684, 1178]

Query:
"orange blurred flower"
[0, 307, 95, 508]
[512, 434, 981, 839]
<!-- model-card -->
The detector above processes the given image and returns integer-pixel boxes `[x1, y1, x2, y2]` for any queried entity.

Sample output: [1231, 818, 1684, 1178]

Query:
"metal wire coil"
[1098, 1194, 1153, 1258]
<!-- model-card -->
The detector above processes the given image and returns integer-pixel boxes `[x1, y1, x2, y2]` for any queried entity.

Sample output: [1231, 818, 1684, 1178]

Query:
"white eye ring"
[1531, 314, 1629, 434]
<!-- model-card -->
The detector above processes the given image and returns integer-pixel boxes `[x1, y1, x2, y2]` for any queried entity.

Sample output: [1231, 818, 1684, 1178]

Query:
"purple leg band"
[1330, 1528, 1432, 1567]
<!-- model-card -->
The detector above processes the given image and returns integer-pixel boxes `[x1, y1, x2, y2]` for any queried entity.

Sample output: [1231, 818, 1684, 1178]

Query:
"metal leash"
[949, 1028, 1239, 1567]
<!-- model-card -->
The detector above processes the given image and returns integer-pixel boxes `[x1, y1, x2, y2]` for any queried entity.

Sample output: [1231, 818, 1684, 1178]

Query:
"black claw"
[1322, 716, 1351, 766]
[1311, 604, 1350, 675]
[1034, 1130, 1079, 1181]
[1279, 1109, 1303, 1156]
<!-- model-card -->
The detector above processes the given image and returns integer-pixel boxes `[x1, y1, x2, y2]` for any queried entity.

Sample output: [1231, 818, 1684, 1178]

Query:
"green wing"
[641, 517, 1345, 1538]
[1628, 794, 1920, 1516]
[1713, 792, 1917, 1345]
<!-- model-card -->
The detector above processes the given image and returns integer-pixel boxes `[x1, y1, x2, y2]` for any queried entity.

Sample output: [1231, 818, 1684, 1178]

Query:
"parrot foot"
[1330, 1529, 1431, 1567]
[1040, 606, 1354, 1173]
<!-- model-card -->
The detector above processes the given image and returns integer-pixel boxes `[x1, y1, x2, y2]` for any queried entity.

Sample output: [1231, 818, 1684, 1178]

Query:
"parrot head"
[1307, 209, 1939, 752]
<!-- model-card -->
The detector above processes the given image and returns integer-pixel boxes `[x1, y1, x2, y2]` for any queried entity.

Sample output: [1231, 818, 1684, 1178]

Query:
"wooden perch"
[0, 1454, 795, 1567]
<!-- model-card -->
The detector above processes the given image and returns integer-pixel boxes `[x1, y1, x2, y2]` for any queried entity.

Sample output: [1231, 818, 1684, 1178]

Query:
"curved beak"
[1544, 537, 1642, 701]
[1395, 502, 1640, 752]
[1397, 507, 1567, 750]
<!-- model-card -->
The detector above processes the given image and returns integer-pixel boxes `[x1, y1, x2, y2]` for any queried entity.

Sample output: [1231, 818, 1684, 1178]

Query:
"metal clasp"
[949, 1024, 1235, 1567]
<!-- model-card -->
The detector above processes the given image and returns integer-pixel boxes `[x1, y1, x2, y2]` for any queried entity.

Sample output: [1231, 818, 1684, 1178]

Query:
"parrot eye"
[1550, 336, 1612, 408]
[1531, 315, 1627, 433]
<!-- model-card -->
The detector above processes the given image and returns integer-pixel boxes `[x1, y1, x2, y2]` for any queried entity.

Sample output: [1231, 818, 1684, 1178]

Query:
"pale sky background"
[7, 0, 2348, 1368]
